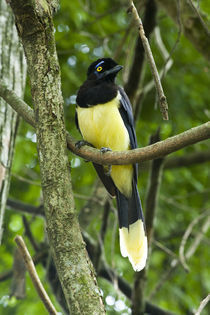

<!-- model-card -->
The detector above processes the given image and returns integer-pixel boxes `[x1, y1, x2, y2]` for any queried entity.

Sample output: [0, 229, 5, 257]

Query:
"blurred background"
[0, 0, 210, 314]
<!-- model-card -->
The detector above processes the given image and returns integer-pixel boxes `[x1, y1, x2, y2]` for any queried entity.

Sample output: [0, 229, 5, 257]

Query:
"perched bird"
[75, 58, 147, 271]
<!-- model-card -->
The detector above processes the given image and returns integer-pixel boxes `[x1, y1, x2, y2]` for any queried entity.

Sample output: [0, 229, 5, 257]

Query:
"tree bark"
[9, 0, 105, 314]
[0, 0, 26, 243]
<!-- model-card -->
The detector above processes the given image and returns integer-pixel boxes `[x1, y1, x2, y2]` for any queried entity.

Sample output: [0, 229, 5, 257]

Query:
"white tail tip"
[119, 220, 148, 272]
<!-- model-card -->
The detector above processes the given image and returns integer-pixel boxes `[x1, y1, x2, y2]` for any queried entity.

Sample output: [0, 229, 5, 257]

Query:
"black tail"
[115, 180, 147, 271]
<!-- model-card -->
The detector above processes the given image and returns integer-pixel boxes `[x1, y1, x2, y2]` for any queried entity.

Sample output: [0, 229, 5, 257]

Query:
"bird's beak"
[100, 65, 123, 79]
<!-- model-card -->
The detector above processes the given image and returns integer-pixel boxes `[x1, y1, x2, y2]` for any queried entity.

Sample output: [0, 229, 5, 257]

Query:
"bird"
[75, 57, 147, 271]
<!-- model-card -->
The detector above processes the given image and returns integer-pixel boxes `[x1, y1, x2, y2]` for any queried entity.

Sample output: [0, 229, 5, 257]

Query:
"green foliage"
[1, 1, 210, 314]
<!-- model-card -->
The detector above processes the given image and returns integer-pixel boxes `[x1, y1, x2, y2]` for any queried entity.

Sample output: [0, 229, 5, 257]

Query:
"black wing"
[75, 110, 80, 132]
[118, 86, 138, 181]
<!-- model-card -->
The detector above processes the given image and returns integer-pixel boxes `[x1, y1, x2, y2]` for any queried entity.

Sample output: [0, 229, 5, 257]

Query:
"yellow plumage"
[76, 92, 133, 197]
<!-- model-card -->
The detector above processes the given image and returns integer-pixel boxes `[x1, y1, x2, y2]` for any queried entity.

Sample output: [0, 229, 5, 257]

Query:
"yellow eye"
[97, 66, 103, 72]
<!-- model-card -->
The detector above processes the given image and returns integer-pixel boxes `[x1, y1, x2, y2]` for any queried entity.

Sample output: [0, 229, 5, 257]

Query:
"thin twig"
[7, 199, 45, 217]
[95, 200, 111, 271]
[154, 27, 174, 81]
[187, 0, 210, 37]
[22, 216, 40, 252]
[153, 240, 177, 259]
[194, 294, 210, 315]
[113, 21, 133, 60]
[149, 214, 210, 299]
[12, 173, 41, 186]
[14, 236, 57, 315]
[155, 0, 182, 85]
[186, 216, 210, 260]
[159, 0, 182, 81]
[128, 0, 169, 120]
[125, 0, 157, 104]
[145, 128, 164, 245]
[0, 249, 48, 283]
[179, 209, 210, 272]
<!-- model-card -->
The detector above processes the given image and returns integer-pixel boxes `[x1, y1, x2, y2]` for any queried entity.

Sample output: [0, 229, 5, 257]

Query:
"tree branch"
[7, 198, 45, 217]
[128, 0, 169, 120]
[124, 0, 157, 104]
[164, 150, 210, 169]
[179, 209, 210, 272]
[14, 236, 57, 314]
[149, 214, 210, 299]
[67, 122, 210, 165]
[98, 265, 177, 315]
[195, 294, 210, 315]
[139, 150, 210, 174]
[0, 249, 48, 283]
[10, 248, 26, 299]
[0, 79, 35, 127]
[145, 130, 164, 245]
[0, 80, 209, 166]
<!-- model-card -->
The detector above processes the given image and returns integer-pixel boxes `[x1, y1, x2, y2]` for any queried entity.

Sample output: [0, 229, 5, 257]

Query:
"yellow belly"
[76, 95, 133, 197]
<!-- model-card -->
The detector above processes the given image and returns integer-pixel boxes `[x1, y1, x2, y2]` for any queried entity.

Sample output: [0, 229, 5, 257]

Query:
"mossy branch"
[0, 80, 209, 167]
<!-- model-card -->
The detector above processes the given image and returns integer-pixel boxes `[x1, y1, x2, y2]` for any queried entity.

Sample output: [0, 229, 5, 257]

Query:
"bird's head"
[87, 58, 123, 82]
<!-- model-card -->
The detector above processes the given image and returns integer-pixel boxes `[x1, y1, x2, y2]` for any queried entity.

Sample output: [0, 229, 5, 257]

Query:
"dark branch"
[0, 249, 48, 282]
[145, 130, 164, 244]
[22, 216, 40, 251]
[164, 150, 210, 169]
[132, 129, 164, 314]
[98, 266, 177, 315]
[125, 0, 157, 103]
[128, 0, 169, 120]
[7, 199, 44, 217]
[139, 150, 210, 172]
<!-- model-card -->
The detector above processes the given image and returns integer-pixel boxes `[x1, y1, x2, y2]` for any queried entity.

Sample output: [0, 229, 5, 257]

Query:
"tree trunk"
[10, 0, 105, 313]
[0, 0, 26, 243]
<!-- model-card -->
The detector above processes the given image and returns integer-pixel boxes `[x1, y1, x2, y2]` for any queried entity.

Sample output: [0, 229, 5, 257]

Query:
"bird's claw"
[100, 147, 112, 154]
[75, 140, 93, 149]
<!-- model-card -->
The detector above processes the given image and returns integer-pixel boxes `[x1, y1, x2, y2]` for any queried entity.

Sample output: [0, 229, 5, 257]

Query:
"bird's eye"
[96, 66, 103, 72]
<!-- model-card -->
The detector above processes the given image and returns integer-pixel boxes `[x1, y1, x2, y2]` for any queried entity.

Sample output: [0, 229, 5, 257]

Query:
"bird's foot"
[75, 140, 94, 149]
[100, 147, 112, 154]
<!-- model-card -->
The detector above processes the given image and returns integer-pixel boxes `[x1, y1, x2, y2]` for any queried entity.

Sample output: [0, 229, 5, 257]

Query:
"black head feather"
[76, 58, 122, 107]
[87, 58, 122, 81]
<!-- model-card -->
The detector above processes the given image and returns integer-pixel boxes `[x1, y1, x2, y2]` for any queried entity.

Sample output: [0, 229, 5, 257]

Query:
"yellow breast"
[76, 93, 133, 197]
[76, 93, 129, 151]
